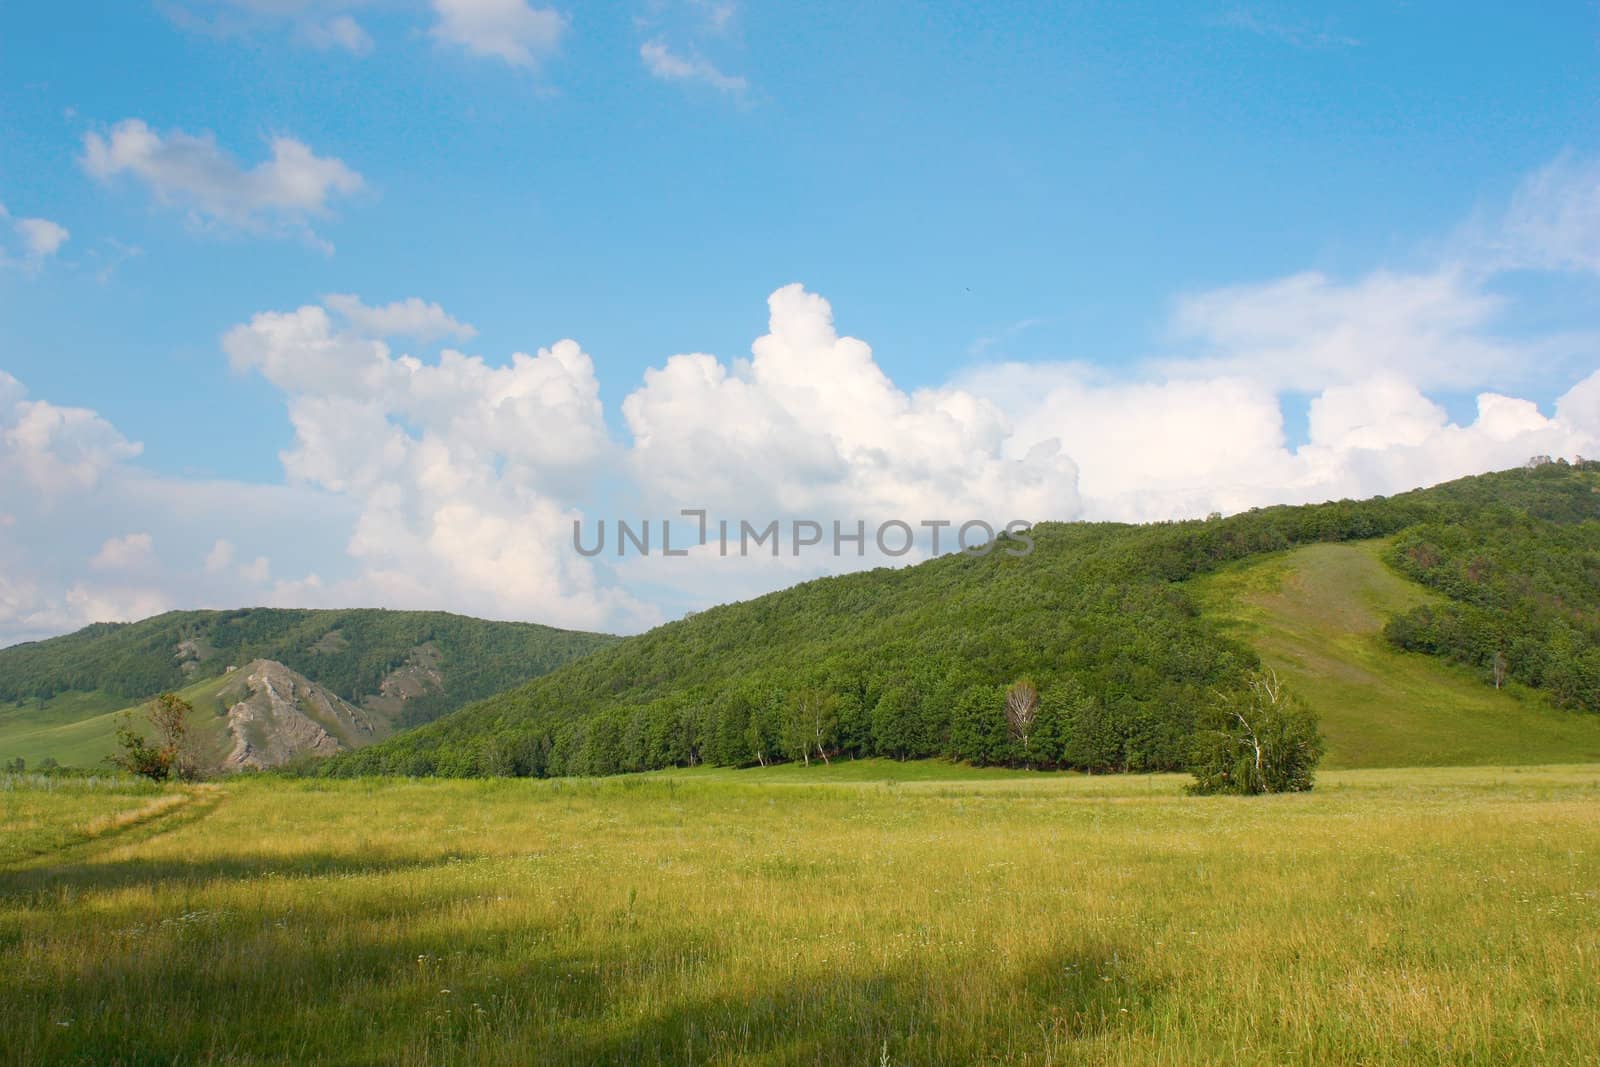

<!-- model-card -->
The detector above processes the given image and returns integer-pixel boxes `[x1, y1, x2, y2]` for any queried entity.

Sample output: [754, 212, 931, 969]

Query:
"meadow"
[3, 762, 1598, 1065]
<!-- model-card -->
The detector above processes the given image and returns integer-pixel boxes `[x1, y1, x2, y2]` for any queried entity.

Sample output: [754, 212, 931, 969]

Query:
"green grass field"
[1191, 540, 1600, 768]
[3, 763, 1598, 1065]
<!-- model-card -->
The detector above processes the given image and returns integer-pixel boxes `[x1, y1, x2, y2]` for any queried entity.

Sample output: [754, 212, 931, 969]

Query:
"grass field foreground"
[2, 764, 1598, 1064]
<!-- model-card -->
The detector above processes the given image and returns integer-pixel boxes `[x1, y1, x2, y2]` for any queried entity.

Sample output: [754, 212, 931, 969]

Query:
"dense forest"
[0, 609, 619, 729]
[1384, 511, 1600, 711]
[322, 461, 1600, 779]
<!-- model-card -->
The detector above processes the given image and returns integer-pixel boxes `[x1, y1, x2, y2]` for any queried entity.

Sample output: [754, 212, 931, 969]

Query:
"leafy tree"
[1062, 697, 1123, 773]
[108, 692, 202, 782]
[871, 685, 919, 759]
[108, 713, 172, 781]
[1188, 669, 1323, 795]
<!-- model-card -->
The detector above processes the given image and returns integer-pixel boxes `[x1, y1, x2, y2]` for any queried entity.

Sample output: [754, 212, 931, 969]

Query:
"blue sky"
[1, 1, 1599, 642]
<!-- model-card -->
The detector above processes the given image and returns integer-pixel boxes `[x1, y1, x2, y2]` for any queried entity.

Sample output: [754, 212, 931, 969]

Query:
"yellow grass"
[2, 765, 1598, 1064]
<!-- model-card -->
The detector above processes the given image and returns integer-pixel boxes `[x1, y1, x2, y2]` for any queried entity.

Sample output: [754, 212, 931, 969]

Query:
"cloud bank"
[2, 155, 1598, 645]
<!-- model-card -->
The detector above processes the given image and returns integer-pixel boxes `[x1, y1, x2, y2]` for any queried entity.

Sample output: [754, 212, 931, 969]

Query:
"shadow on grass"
[0, 847, 468, 900]
[550, 943, 1158, 1065]
[5, 895, 1160, 1066]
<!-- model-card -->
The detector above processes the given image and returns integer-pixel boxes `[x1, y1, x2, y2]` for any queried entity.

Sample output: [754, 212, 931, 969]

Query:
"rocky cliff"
[222, 659, 379, 770]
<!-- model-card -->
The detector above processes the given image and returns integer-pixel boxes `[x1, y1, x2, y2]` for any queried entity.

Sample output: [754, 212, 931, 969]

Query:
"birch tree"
[1187, 668, 1323, 795]
[1004, 679, 1040, 768]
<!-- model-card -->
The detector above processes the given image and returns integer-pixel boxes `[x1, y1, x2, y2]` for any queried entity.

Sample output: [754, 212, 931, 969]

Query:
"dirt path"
[0, 784, 226, 874]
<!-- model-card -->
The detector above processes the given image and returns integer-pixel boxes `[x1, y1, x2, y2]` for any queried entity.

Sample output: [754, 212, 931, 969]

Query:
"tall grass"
[2, 765, 1598, 1064]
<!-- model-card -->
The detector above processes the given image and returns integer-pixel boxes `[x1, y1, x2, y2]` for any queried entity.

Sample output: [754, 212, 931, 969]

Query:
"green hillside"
[325, 462, 1600, 779]
[0, 609, 618, 768]
[0, 672, 248, 770]
[1193, 541, 1600, 768]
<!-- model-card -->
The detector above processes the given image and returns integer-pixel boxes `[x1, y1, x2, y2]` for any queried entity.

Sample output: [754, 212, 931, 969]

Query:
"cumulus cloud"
[222, 299, 650, 631]
[968, 365, 1600, 523]
[81, 119, 364, 247]
[623, 284, 1079, 525]
[430, 0, 566, 68]
[0, 372, 143, 495]
[91, 532, 155, 571]
[640, 40, 747, 93]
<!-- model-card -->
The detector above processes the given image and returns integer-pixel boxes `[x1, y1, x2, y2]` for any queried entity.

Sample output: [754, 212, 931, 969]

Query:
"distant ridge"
[0, 608, 619, 769]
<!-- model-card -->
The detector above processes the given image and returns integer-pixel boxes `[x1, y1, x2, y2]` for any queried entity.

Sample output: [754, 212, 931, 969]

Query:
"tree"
[1188, 669, 1323, 795]
[108, 714, 172, 781]
[109, 692, 201, 782]
[1492, 649, 1509, 690]
[1003, 678, 1040, 768]
[871, 685, 919, 760]
[782, 688, 838, 766]
[1062, 696, 1122, 773]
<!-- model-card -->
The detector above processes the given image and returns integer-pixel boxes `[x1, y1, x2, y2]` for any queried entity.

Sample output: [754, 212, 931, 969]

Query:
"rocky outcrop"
[359, 642, 445, 724]
[223, 660, 378, 771]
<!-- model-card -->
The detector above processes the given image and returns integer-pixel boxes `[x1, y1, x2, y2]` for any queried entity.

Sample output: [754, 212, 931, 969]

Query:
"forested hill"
[0, 609, 619, 733]
[323, 461, 1600, 779]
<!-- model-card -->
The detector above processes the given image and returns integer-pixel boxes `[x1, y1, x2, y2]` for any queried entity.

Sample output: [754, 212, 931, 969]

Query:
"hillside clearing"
[1192, 540, 1600, 768]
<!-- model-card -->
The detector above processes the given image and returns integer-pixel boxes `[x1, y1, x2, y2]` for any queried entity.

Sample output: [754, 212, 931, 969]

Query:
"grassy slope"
[3, 766, 1598, 1064]
[1192, 540, 1600, 768]
[0, 673, 241, 769]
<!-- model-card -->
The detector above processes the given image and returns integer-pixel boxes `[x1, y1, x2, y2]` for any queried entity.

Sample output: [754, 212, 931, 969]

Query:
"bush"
[1188, 670, 1323, 795]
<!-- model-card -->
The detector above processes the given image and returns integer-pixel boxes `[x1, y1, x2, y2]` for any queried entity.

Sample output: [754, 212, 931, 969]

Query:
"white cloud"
[622, 284, 1079, 524]
[430, 0, 566, 68]
[91, 532, 155, 571]
[301, 13, 373, 53]
[323, 293, 477, 342]
[205, 538, 236, 573]
[1, 374, 143, 495]
[1165, 268, 1535, 391]
[240, 555, 272, 583]
[81, 119, 363, 247]
[63, 584, 171, 629]
[640, 40, 747, 93]
[164, 2, 375, 55]
[222, 299, 651, 631]
[1485, 153, 1600, 275]
[0, 197, 70, 266]
[15, 217, 69, 258]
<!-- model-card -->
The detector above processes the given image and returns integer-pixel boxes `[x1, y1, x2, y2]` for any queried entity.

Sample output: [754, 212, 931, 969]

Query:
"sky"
[1, 1, 1599, 645]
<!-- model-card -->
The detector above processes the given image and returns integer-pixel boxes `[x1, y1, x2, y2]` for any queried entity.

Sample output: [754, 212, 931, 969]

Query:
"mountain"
[0, 609, 619, 769]
[323, 461, 1600, 778]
